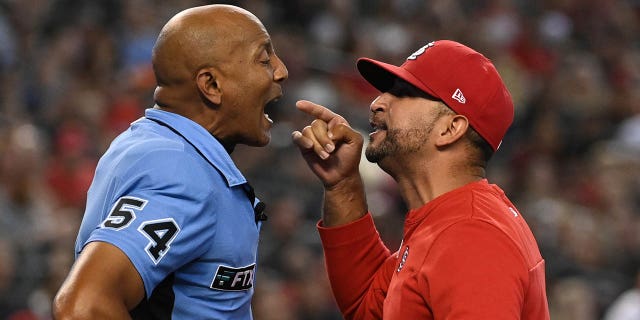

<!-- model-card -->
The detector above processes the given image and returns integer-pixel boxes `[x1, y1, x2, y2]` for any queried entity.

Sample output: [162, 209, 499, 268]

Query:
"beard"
[365, 124, 434, 163]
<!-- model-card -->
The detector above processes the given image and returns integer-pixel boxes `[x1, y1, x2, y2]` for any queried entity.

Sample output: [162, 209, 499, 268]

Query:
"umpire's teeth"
[264, 113, 273, 124]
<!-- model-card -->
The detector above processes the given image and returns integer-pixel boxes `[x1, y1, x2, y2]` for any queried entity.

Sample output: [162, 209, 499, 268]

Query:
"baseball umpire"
[53, 4, 287, 319]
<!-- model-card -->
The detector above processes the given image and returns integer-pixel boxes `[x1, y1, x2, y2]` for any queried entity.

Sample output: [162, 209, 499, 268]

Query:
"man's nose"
[273, 55, 288, 82]
[370, 93, 392, 113]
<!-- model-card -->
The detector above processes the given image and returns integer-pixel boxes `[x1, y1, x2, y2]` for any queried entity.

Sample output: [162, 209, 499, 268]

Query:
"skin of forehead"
[152, 5, 268, 85]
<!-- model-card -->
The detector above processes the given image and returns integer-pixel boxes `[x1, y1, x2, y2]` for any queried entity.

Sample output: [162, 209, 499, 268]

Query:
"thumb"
[329, 123, 364, 146]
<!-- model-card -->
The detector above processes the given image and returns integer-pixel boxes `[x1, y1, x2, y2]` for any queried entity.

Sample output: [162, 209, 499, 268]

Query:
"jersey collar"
[144, 108, 247, 187]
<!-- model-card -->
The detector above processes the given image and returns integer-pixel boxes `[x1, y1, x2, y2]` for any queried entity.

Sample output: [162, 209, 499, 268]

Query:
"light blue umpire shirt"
[75, 108, 264, 319]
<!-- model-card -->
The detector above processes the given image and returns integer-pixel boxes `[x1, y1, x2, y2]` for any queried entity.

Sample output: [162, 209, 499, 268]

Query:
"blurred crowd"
[0, 0, 639, 319]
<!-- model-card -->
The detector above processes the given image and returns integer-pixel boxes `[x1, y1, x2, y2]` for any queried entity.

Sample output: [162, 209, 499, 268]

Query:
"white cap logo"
[407, 42, 435, 60]
[452, 88, 466, 104]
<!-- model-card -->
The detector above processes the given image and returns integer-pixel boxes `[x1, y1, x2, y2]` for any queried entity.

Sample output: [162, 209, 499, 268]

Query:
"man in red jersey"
[292, 40, 550, 319]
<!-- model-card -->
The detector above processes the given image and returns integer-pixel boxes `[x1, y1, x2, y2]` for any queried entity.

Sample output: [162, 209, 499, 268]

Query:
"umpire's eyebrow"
[252, 39, 273, 59]
[263, 40, 274, 53]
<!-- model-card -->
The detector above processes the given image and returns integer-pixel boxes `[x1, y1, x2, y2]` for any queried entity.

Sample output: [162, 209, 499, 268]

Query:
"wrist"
[324, 173, 363, 193]
[322, 173, 368, 227]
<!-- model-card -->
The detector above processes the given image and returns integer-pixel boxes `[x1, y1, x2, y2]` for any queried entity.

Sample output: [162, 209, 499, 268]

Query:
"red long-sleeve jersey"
[318, 180, 550, 319]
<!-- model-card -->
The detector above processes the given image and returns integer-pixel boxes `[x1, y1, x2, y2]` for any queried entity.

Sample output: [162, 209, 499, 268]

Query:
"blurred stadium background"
[0, 0, 639, 319]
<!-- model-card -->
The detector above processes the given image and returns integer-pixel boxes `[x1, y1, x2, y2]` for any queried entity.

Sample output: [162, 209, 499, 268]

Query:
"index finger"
[296, 100, 340, 122]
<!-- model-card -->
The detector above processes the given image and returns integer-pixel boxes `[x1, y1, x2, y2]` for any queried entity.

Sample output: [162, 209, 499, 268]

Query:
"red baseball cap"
[357, 40, 514, 151]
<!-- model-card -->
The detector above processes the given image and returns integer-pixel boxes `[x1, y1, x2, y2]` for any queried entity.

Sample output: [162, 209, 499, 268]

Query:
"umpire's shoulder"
[100, 127, 212, 187]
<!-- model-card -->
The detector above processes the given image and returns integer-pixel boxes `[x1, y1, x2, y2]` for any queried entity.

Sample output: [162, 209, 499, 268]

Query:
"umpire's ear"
[196, 67, 222, 105]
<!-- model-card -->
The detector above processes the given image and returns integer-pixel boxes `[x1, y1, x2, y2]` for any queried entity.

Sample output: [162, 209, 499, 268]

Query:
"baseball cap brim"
[356, 58, 440, 100]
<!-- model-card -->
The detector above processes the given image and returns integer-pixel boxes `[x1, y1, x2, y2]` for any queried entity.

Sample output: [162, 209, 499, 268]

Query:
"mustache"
[369, 117, 387, 130]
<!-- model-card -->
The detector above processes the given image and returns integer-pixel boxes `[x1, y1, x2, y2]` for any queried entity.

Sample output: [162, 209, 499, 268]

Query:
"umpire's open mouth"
[264, 95, 281, 123]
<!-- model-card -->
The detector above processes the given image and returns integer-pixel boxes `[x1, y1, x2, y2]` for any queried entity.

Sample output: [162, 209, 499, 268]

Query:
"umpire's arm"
[53, 241, 145, 319]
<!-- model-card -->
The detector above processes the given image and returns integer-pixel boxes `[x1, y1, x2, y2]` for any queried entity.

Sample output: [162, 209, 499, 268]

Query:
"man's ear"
[435, 114, 469, 148]
[196, 67, 222, 105]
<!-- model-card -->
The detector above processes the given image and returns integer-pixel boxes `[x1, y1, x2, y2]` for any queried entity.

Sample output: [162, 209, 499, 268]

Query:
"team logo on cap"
[452, 88, 466, 104]
[407, 42, 435, 60]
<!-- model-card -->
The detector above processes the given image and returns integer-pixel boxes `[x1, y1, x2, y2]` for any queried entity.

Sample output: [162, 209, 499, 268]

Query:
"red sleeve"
[318, 213, 394, 320]
[423, 220, 527, 319]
